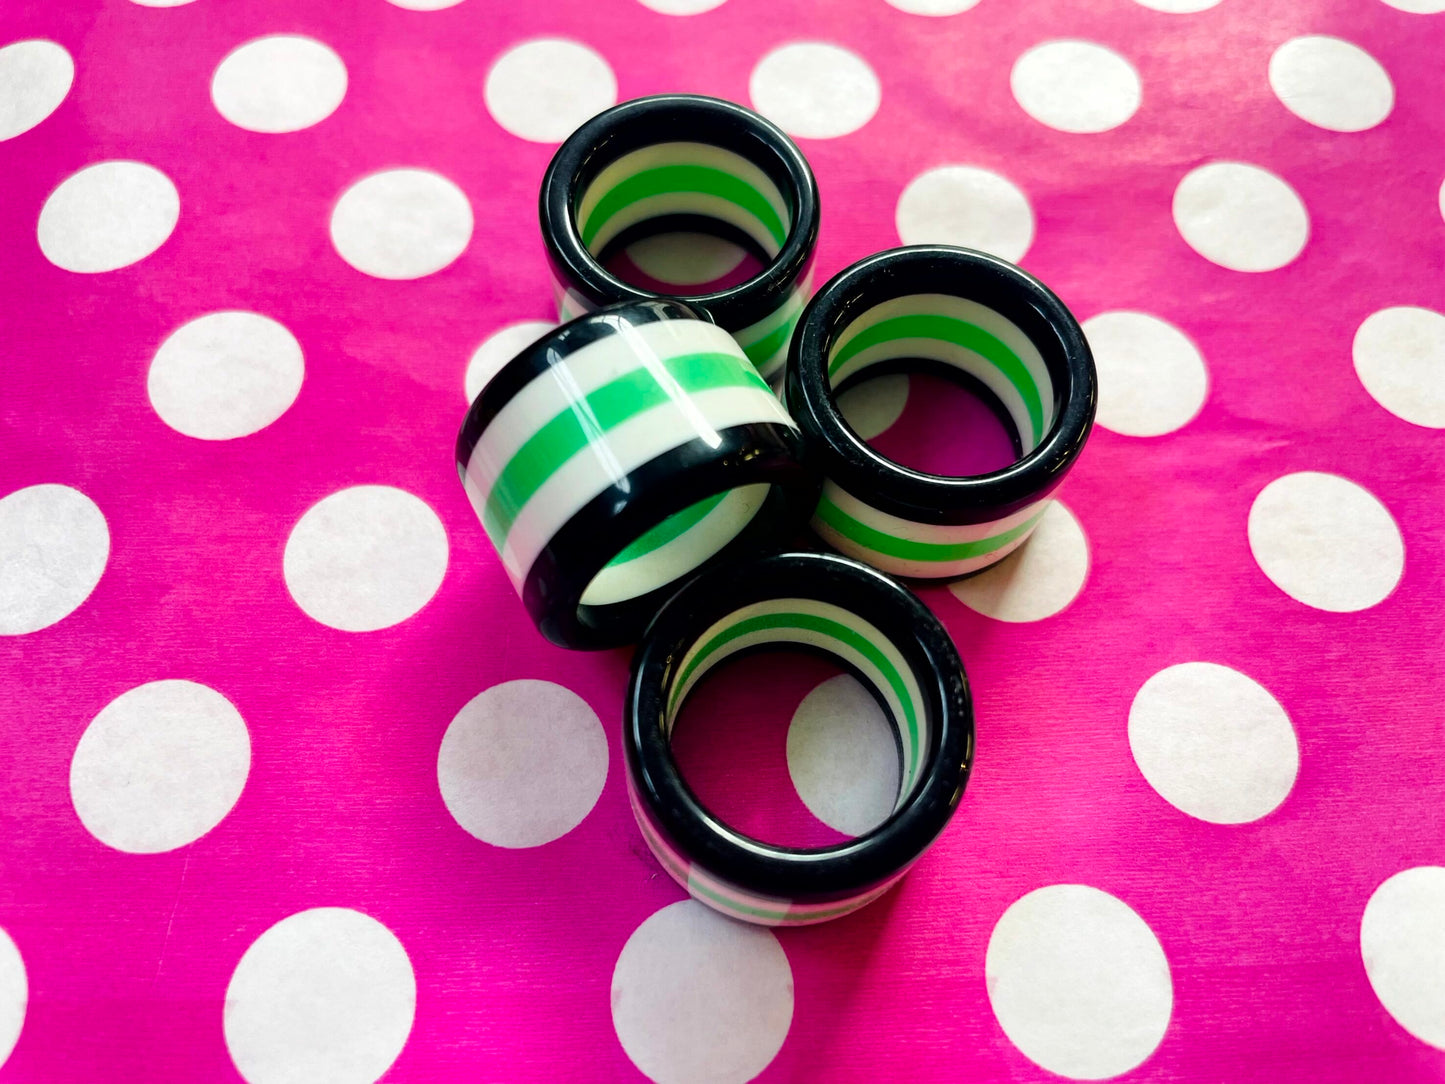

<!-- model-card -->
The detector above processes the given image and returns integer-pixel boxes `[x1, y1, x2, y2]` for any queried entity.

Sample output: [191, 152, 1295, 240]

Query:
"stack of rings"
[541, 93, 819, 383]
[459, 95, 1097, 925]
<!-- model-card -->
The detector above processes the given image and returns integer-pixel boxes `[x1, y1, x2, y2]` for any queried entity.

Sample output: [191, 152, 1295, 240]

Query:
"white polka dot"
[0, 40, 73, 141]
[638, 0, 727, 11]
[225, 908, 416, 1084]
[1268, 37, 1392, 133]
[1376, 0, 1445, 12]
[987, 884, 1172, 1080]
[386, 0, 464, 8]
[1129, 663, 1297, 824]
[613, 901, 793, 1084]
[0, 484, 108, 635]
[1172, 162, 1309, 273]
[625, 232, 747, 287]
[1083, 311, 1207, 436]
[37, 161, 179, 273]
[787, 674, 898, 836]
[836, 373, 909, 440]
[330, 169, 472, 280]
[896, 165, 1035, 262]
[1362, 867, 1445, 1049]
[484, 39, 617, 143]
[438, 680, 608, 848]
[148, 312, 304, 440]
[284, 486, 448, 632]
[885, 0, 982, 13]
[1248, 472, 1403, 612]
[0, 929, 23, 1071]
[464, 320, 555, 403]
[950, 502, 1088, 622]
[1011, 41, 1141, 134]
[211, 36, 347, 134]
[1353, 306, 1445, 428]
[70, 679, 250, 853]
[1131, 0, 1220, 10]
[748, 42, 880, 140]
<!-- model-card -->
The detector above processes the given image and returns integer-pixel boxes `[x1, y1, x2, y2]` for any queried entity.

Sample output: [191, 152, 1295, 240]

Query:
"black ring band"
[540, 94, 820, 383]
[625, 551, 973, 925]
[456, 300, 817, 649]
[784, 245, 1097, 580]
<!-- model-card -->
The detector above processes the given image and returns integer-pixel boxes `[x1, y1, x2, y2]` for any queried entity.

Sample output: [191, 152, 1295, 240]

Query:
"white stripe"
[733, 277, 810, 347]
[829, 293, 1055, 448]
[498, 384, 795, 587]
[734, 278, 810, 381]
[823, 481, 1047, 544]
[814, 518, 1037, 580]
[577, 141, 788, 238]
[464, 318, 750, 512]
[579, 483, 770, 607]
[666, 597, 927, 796]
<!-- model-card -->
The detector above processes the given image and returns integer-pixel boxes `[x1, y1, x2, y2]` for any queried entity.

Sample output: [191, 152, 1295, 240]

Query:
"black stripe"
[455, 299, 709, 466]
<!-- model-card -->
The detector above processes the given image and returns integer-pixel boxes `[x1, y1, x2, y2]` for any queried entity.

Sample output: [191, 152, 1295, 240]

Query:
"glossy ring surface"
[625, 551, 973, 925]
[541, 94, 819, 383]
[784, 245, 1096, 579]
[457, 300, 816, 649]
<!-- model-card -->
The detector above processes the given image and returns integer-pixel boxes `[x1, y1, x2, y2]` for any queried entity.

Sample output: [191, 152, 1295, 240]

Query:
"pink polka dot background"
[3, 0, 1444, 1081]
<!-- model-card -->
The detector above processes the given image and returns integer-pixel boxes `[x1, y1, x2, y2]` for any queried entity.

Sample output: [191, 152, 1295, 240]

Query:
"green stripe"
[816, 497, 1044, 564]
[580, 164, 787, 250]
[829, 314, 1044, 444]
[739, 310, 797, 370]
[606, 491, 728, 567]
[669, 612, 918, 772]
[481, 352, 766, 546]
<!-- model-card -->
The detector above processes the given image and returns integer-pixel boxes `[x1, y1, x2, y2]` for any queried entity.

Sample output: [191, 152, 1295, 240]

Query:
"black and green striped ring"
[456, 300, 817, 650]
[541, 94, 819, 384]
[625, 551, 973, 925]
[784, 246, 1097, 580]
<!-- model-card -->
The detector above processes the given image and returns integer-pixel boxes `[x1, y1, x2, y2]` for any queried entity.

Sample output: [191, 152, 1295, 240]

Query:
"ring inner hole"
[575, 140, 791, 295]
[828, 292, 1058, 476]
[578, 483, 772, 608]
[663, 597, 931, 849]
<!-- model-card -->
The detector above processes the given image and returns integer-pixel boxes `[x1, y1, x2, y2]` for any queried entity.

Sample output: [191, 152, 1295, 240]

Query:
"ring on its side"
[625, 550, 973, 925]
[456, 300, 817, 649]
[541, 93, 819, 383]
[784, 245, 1096, 579]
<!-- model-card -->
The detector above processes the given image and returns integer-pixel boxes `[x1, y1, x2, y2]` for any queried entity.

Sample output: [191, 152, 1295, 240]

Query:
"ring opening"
[670, 652, 899, 848]
[578, 483, 771, 608]
[827, 292, 1058, 473]
[661, 596, 931, 828]
[574, 141, 795, 296]
[837, 369, 1020, 477]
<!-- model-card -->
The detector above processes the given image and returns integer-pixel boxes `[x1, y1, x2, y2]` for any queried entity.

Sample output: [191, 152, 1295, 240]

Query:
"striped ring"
[456, 300, 817, 649]
[785, 246, 1096, 580]
[626, 551, 973, 926]
[541, 94, 818, 383]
